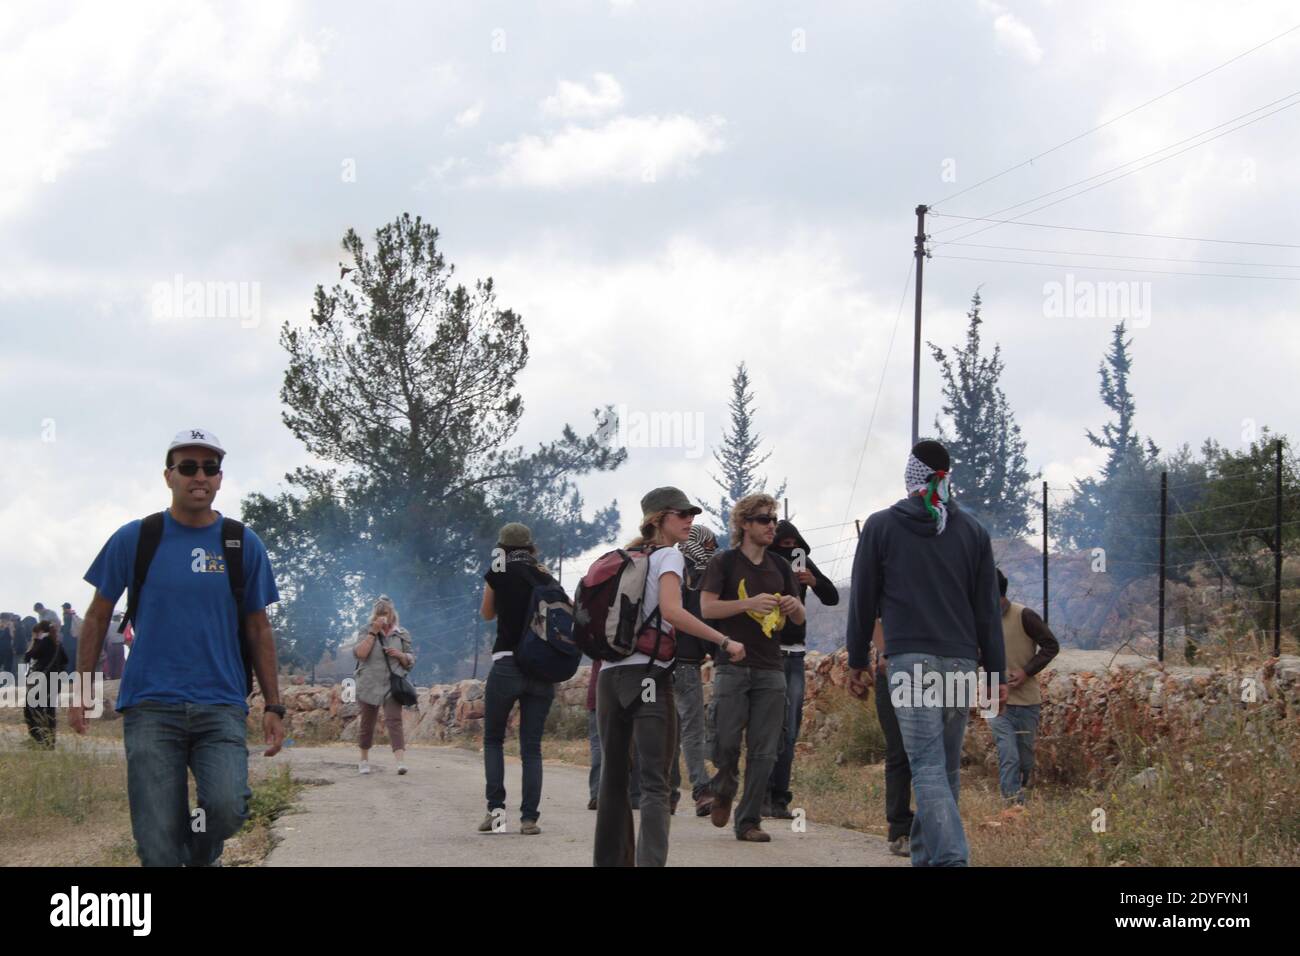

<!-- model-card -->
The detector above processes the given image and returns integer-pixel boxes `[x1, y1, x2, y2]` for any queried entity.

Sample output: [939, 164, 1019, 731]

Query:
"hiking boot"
[889, 835, 911, 857]
[710, 793, 733, 828]
[760, 797, 774, 818]
[694, 791, 714, 817]
[477, 813, 498, 833]
[587, 797, 598, 811]
[520, 819, 541, 835]
[670, 791, 680, 815]
[771, 802, 795, 820]
[737, 824, 771, 843]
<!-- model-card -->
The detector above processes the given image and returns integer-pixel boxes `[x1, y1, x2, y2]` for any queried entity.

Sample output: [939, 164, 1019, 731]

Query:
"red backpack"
[573, 547, 676, 664]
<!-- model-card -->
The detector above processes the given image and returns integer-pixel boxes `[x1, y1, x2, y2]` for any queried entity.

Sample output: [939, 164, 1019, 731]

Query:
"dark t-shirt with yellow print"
[699, 547, 798, 671]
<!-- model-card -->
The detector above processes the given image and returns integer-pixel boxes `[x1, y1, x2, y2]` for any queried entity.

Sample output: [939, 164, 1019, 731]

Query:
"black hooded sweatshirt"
[771, 519, 839, 647]
[845, 495, 1006, 679]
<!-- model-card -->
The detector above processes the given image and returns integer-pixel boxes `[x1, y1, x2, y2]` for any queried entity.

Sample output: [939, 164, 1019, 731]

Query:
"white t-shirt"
[602, 546, 683, 672]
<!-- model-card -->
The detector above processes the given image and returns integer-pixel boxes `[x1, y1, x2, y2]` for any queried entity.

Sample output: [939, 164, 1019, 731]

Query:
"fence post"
[1275, 439, 1284, 657]
[1042, 480, 1049, 625]
[1158, 470, 1167, 663]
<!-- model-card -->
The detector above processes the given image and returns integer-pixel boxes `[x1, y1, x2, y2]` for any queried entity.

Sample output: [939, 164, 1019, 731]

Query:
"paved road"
[260, 744, 906, 868]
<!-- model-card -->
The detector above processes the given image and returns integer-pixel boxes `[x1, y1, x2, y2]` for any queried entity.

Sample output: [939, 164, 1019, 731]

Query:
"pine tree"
[928, 290, 1036, 538]
[1085, 321, 1159, 479]
[245, 214, 625, 680]
[1060, 321, 1162, 583]
[703, 361, 787, 541]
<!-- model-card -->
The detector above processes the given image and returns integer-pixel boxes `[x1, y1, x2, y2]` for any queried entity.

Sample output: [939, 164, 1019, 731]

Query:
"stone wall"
[248, 652, 1300, 768]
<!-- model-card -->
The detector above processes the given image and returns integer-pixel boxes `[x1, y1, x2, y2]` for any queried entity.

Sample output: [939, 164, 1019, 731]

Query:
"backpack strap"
[221, 518, 254, 697]
[120, 512, 165, 634]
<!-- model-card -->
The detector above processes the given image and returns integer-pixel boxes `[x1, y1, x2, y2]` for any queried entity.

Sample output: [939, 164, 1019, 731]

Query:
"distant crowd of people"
[41, 426, 1059, 868]
[2, 601, 130, 748]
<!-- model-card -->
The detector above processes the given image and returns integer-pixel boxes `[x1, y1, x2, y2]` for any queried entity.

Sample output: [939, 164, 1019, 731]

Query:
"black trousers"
[875, 668, 913, 841]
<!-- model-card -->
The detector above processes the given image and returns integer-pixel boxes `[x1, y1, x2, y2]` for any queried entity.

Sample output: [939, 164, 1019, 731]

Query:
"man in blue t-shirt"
[70, 428, 286, 867]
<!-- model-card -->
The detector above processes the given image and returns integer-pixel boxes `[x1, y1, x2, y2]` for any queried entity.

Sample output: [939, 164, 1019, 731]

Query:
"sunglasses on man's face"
[670, 510, 697, 519]
[172, 460, 221, 477]
[747, 513, 779, 525]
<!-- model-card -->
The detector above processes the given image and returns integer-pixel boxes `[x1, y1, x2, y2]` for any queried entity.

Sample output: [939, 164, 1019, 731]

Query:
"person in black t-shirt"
[478, 522, 557, 835]
[700, 493, 805, 842]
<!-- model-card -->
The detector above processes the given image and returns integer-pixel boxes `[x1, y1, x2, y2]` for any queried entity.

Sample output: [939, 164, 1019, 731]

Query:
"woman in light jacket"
[353, 595, 415, 775]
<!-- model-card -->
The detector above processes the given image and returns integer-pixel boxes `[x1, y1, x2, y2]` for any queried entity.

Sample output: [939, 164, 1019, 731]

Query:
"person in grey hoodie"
[844, 439, 1006, 866]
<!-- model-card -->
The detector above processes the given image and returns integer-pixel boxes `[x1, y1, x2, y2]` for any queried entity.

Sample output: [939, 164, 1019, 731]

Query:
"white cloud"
[452, 101, 483, 128]
[0, 2, 329, 222]
[541, 72, 625, 119]
[489, 114, 725, 188]
[979, 0, 1043, 64]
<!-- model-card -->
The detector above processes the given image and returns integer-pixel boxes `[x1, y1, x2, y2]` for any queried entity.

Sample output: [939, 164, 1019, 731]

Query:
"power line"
[826, 258, 914, 576]
[927, 23, 1300, 210]
[928, 213, 1300, 250]
[934, 95, 1300, 247]
[933, 90, 1300, 237]
[941, 241, 1300, 271]
[932, 253, 1300, 281]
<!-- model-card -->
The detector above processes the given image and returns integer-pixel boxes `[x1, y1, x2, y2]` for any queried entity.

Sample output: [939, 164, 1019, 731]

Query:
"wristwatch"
[265, 704, 287, 718]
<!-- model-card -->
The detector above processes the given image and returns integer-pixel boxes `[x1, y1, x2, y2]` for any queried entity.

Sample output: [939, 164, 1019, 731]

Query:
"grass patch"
[795, 678, 1300, 866]
[223, 765, 309, 867]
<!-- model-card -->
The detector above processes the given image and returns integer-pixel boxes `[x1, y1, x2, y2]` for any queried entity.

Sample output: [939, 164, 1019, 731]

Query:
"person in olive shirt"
[701, 493, 805, 842]
[989, 568, 1059, 804]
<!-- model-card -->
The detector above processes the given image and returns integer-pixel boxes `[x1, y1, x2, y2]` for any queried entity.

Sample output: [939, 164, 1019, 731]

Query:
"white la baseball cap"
[168, 428, 226, 457]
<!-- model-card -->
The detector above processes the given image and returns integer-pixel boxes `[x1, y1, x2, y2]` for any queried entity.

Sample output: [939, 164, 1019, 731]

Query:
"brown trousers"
[358, 698, 405, 751]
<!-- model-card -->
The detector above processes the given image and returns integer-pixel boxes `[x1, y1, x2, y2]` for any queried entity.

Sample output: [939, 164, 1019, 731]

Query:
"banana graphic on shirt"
[738, 578, 785, 638]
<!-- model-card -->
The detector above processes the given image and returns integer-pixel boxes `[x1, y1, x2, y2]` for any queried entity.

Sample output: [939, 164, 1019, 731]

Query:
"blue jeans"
[121, 702, 251, 867]
[484, 656, 554, 821]
[887, 653, 975, 867]
[671, 661, 710, 799]
[768, 651, 805, 805]
[988, 703, 1041, 802]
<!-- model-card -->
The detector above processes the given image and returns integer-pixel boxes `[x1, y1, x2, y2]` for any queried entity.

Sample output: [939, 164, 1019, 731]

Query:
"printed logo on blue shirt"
[191, 548, 227, 574]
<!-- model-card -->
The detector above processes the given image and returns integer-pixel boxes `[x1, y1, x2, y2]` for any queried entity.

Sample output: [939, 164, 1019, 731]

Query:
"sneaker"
[397, 764, 408, 775]
[694, 792, 714, 817]
[520, 819, 541, 835]
[737, 824, 772, 843]
[477, 813, 497, 833]
[710, 793, 733, 828]
[888, 835, 911, 857]
[772, 802, 795, 820]
[358, 761, 371, 775]
[587, 797, 598, 811]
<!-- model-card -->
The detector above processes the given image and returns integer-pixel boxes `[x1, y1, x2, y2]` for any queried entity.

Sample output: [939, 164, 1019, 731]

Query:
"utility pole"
[1275, 439, 1284, 657]
[1042, 480, 1049, 625]
[911, 203, 929, 447]
[1158, 471, 1168, 663]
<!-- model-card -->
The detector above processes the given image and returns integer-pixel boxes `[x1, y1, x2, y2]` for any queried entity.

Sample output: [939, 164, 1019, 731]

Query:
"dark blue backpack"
[514, 569, 580, 683]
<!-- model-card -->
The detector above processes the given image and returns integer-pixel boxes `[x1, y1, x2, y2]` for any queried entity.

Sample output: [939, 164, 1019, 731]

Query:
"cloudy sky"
[3, 0, 1298, 615]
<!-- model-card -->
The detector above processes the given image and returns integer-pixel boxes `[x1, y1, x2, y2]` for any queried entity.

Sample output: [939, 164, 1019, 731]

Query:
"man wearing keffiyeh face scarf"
[843, 439, 1007, 866]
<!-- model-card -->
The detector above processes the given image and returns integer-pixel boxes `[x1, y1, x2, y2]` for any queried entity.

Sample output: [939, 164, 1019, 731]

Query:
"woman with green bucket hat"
[593, 487, 745, 866]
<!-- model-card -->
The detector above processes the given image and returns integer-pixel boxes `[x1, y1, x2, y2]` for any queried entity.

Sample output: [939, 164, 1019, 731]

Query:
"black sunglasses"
[172, 460, 221, 477]
[747, 514, 779, 525]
